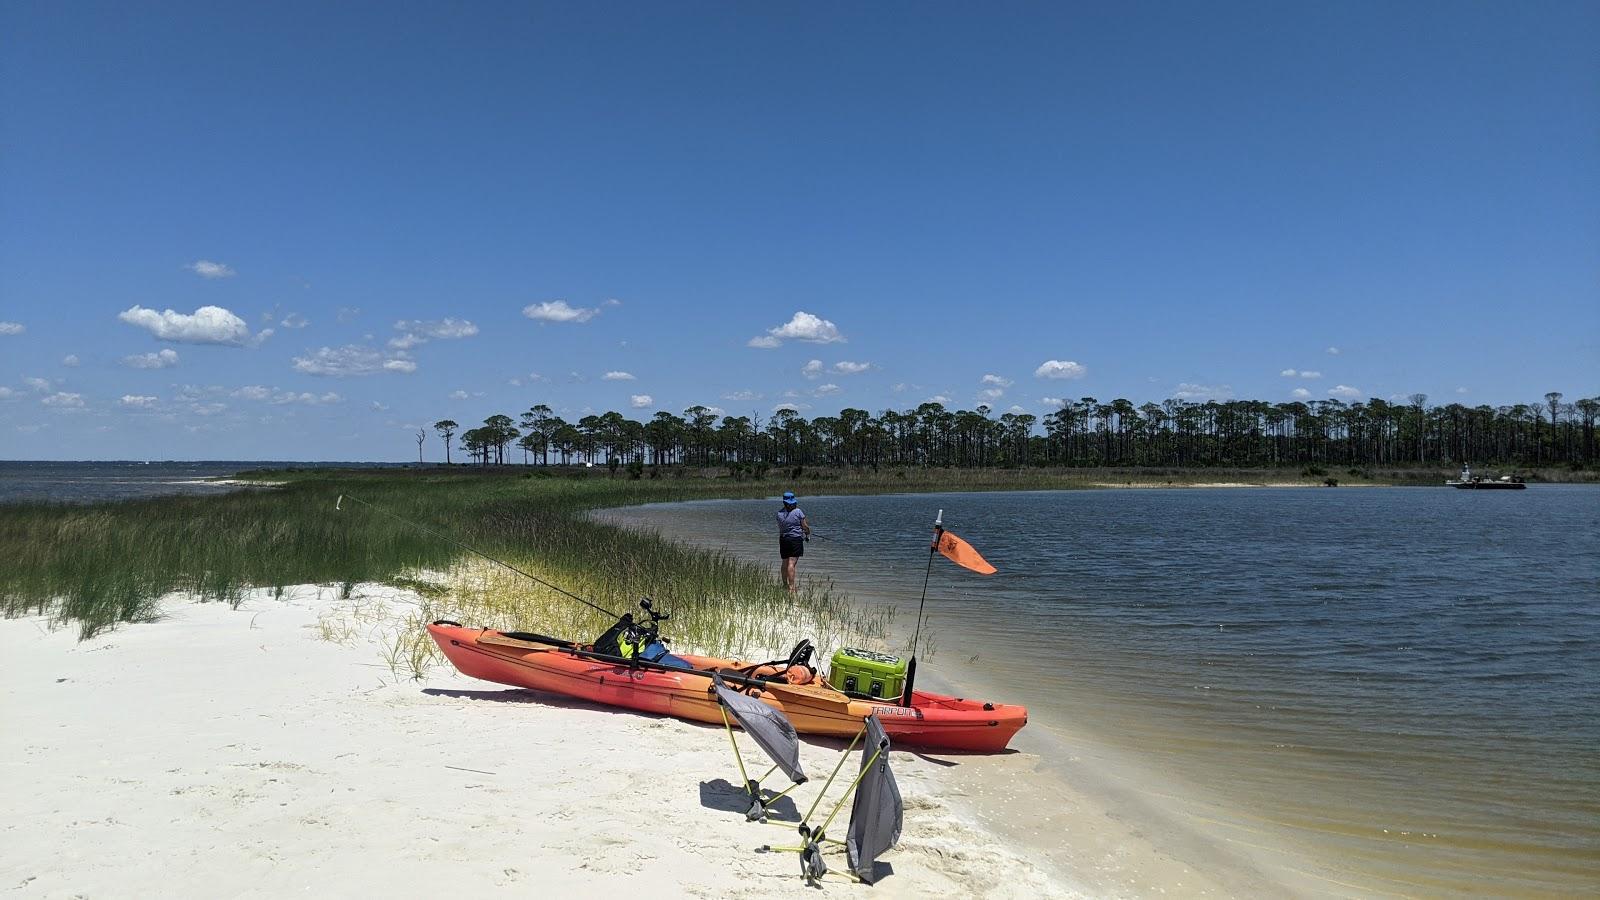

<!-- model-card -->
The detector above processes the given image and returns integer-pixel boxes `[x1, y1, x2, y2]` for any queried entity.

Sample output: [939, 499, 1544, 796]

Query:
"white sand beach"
[1, 586, 1243, 898]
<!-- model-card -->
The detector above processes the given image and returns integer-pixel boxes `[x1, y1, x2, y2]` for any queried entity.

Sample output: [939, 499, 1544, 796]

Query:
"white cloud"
[750, 311, 844, 348]
[119, 305, 250, 345]
[523, 300, 599, 323]
[801, 359, 824, 380]
[891, 383, 910, 393]
[1291, 388, 1311, 399]
[1034, 359, 1088, 380]
[62, 355, 80, 367]
[980, 374, 1013, 387]
[1456, 386, 1469, 394]
[1041, 397, 1066, 408]
[1299, 370, 1322, 379]
[337, 307, 361, 323]
[280, 313, 309, 329]
[1328, 385, 1362, 399]
[722, 390, 762, 401]
[291, 345, 416, 376]
[174, 384, 223, 401]
[371, 401, 390, 412]
[980, 388, 1005, 400]
[1281, 368, 1299, 377]
[926, 395, 952, 404]
[832, 361, 872, 375]
[389, 317, 478, 349]
[123, 349, 180, 369]
[185, 260, 235, 279]
[630, 394, 654, 409]
[602, 371, 636, 381]
[24, 377, 52, 392]
[449, 390, 470, 400]
[42, 392, 84, 408]
[1172, 382, 1233, 401]
[119, 395, 158, 408]
[0, 387, 16, 400]
[772, 311, 842, 342]
[230, 385, 338, 405]
[1326, 346, 1341, 355]
[813, 383, 841, 397]
[0, 321, 24, 335]
[270, 391, 341, 406]
[772, 402, 802, 413]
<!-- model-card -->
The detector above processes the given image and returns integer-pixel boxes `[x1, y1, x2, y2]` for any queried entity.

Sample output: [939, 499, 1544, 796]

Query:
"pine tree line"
[429, 391, 1600, 470]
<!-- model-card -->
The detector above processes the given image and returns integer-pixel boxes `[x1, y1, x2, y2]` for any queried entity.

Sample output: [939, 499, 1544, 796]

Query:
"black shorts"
[780, 536, 805, 559]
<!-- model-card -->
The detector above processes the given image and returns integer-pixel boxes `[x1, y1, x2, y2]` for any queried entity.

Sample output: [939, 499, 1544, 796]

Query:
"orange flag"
[934, 529, 997, 575]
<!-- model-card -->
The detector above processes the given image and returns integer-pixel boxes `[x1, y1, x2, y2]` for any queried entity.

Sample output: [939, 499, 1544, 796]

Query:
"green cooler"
[829, 647, 907, 700]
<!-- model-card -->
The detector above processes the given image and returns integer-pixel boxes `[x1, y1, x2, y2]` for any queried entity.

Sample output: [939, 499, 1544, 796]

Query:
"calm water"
[0, 461, 389, 504]
[606, 487, 1600, 896]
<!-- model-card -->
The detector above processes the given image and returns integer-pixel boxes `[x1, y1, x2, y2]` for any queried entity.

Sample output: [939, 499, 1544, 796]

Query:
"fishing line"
[335, 492, 619, 619]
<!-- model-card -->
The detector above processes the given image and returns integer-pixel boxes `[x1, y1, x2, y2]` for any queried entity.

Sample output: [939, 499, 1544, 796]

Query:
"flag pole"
[901, 509, 942, 707]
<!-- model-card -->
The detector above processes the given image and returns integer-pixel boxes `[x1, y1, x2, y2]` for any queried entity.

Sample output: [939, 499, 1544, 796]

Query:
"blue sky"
[2, 2, 1596, 460]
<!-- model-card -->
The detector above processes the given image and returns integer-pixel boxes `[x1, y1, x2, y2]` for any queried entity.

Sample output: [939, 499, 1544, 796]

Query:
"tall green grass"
[0, 471, 893, 647]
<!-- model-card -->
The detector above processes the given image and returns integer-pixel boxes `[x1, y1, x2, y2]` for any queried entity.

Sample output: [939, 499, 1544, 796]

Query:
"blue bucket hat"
[781, 491, 797, 503]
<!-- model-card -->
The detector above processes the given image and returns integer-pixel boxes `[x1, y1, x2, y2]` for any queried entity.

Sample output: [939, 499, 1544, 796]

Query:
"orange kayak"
[426, 622, 1027, 752]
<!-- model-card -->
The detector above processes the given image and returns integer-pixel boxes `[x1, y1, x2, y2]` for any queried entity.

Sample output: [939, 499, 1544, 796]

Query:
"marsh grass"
[0, 470, 899, 654]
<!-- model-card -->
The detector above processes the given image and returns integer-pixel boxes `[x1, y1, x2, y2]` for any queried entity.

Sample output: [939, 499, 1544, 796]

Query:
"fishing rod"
[334, 492, 620, 619]
[900, 509, 942, 707]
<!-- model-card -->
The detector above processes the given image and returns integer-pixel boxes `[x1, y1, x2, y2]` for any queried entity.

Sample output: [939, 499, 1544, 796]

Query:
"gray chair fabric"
[712, 673, 806, 784]
[845, 714, 903, 883]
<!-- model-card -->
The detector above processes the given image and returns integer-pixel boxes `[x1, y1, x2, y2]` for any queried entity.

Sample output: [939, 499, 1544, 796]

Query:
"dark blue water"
[606, 486, 1600, 895]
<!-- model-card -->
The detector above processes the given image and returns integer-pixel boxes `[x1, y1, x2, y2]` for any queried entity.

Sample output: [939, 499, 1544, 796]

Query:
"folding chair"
[713, 672, 808, 821]
[711, 675, 903, 885]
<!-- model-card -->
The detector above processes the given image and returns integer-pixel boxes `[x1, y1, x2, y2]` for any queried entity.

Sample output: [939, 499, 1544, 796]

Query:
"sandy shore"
[4, 584, 1207, 898]
[1, 583, 1262, 897]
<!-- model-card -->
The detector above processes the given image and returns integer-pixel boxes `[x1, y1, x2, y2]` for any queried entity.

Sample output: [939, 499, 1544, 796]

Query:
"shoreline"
[1, 585, 1085, 898]
[10, 470, 1593, 894]
[598, 488, 1600, 896]
[594, 504, 1307, 897]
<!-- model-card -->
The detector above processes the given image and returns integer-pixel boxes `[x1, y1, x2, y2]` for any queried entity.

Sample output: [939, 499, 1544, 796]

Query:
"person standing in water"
[776, 490, 810, 592]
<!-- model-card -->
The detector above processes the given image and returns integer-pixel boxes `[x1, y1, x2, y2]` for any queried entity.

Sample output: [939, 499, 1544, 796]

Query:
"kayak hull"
[426, 623, 1026, 752]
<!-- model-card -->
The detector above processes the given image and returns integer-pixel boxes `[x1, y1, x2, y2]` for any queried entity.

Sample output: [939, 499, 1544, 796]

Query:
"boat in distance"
[1445, 464, 1527, 489]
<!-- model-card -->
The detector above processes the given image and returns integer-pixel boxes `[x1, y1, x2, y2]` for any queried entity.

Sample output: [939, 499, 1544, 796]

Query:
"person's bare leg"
[783, 557, 798, 592]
